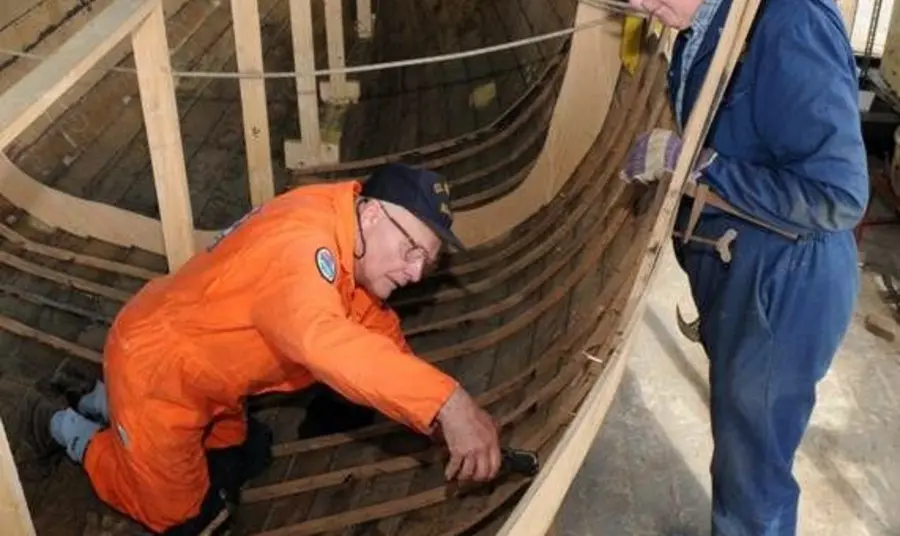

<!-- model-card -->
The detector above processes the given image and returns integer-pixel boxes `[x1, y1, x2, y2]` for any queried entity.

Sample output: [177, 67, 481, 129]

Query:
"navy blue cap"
[362, 163, 466, 251]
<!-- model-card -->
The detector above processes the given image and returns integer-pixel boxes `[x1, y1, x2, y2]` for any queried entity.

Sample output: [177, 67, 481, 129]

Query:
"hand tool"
[501, 447, 540, 477]
[676, 305, 701, 343]
[681, 182, 800, 241]
[672, 227, 738, 263]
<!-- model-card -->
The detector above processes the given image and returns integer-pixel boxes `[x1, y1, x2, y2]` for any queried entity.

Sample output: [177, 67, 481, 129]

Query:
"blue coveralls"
[668, 0, 869, 534]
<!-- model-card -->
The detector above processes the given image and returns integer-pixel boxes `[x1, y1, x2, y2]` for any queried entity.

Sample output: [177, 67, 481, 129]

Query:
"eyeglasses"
[378, 201, 433, 265]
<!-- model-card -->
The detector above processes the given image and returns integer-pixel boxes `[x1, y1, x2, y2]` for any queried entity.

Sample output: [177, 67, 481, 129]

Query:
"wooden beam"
[0, 0, 155, 149]
[319, 0, 360, 103]
[230, 0, 275, 207]
[284, 0, 338, 169]
[131, 0, 196, 270]
[0, 418, 36, 536]
[356, 0, 373, 39]
[495, 0, 763, 533]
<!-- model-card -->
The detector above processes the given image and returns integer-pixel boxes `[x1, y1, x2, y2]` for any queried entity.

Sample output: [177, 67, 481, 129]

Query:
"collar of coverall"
[674, 0, 725, 126]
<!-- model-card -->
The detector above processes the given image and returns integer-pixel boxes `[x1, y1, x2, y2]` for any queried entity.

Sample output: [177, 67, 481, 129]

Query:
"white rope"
[0, 0, 650, 80]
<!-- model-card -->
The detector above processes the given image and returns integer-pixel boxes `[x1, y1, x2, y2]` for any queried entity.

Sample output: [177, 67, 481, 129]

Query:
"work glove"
[620, 128, 717, 185]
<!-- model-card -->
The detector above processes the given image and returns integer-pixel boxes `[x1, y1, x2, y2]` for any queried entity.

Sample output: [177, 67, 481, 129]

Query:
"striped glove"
[620, 128, 716, 184]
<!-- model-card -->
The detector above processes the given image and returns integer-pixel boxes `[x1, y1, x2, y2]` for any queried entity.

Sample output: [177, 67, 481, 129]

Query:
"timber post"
[230, 0, 276, 208]
[320, 0, 361, 103]
[284, 0, 340, 169]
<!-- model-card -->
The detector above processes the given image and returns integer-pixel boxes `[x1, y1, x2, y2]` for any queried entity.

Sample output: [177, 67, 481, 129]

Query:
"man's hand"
[434, 386, 501, 482]
[620, 128, 716, 185]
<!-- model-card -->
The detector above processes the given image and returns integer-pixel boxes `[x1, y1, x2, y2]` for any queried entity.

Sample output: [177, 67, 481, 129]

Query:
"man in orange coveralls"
[22, 163, 501, 534]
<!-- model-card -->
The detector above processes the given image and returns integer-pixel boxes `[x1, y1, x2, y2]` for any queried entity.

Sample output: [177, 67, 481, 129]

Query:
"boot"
[14, 389, 68, 479]
[35, 363, 97, 409]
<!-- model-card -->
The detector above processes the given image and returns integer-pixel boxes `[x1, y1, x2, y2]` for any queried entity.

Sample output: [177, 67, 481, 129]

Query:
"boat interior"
[0, 0, 756, 534]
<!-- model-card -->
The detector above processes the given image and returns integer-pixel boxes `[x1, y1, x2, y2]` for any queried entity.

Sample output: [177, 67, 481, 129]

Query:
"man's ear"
[357, 198, 382, 231]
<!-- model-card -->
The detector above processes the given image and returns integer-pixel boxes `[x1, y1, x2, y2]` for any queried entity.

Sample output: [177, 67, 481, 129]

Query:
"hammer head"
[501, 447, 540, 477]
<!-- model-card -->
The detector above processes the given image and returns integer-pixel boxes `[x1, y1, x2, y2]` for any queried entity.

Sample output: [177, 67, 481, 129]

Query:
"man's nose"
[407, 259, 425, 283]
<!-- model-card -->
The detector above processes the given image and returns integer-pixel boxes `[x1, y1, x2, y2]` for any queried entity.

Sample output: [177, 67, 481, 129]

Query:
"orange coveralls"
[82, 181, 458, 532]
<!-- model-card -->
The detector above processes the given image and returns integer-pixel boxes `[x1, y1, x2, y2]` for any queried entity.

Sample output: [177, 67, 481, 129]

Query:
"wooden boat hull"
[0, 0, 719, 535]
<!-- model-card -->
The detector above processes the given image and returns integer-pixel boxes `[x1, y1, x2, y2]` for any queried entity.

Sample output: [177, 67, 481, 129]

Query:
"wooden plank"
[0, 0, 46, 31]
[319, 0, 360, 103]
[230, 0, 275, 207]
[495, 0, 762, 532]
[130, 0, 195, 270]
[0, 418, 36, 536]
[284, 0, 328, 169]
[356, 0, 373, 38]
[0, 0, 155, 149]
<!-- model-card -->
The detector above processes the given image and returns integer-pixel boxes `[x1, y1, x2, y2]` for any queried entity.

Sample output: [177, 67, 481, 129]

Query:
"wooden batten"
[356, 0, 374, 39]
[230, 0, 276, 207]
[0, 0, 198, 271]
[284, 0, 338, 169]
[319, 0, 361, 103]
[0, 418, 35, 536]
[0, 0, 155, 148]
[0, 0, 770, 533]
[131, 0, 196, 271]
[495, 0, 762, 532]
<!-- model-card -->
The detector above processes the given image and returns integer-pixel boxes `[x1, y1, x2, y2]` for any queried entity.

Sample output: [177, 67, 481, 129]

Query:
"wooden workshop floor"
[557, 195, 900, 535]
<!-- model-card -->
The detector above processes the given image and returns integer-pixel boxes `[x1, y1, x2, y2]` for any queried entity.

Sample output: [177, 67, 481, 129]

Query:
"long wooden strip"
[495, 0, 763, 532]
[0, 418, 36, 536]
[392, 61, 668, 307]
[0, 282, 111, 324]
[260, 58, 668, 460]
[0, 0, 155, 148]
[442, 51, 667, 270]
[270, 238, 642, 469]
[243, 355, 589, 503]
[288, 48, 568, 178]
[406, 182, 627, 336]
[0, 314, 102, 363]
[131, 0, 196, 271]
[230, 0, 274, 207]
[0, 222, 161, 279]
[252, 358, 596, 536]
[424, 204, 634, 364]
[0, 250, 130, 301]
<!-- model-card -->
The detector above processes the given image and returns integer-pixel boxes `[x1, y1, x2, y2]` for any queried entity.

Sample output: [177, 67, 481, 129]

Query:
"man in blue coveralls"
[621, 0, 869, 534]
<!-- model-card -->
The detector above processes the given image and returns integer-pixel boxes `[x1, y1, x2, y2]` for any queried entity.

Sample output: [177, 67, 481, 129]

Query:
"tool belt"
[674, 181, 800, 263]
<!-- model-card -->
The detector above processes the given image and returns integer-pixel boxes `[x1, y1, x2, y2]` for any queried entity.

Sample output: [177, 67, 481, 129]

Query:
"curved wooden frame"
[0, 0, 592, 260]
[0, 37, 667, 536]
[0, 0, 762, 532]
[498, 0, 762, 532]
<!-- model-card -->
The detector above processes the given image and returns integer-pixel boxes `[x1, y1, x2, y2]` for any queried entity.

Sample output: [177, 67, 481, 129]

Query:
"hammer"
[673, 228, 737, 263]
[501, 447, 540, 477]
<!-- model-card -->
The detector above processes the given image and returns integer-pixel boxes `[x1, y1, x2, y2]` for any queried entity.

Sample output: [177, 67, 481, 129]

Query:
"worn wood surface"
[0, 0, 677, 534]
[0, 37, 672, 535]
